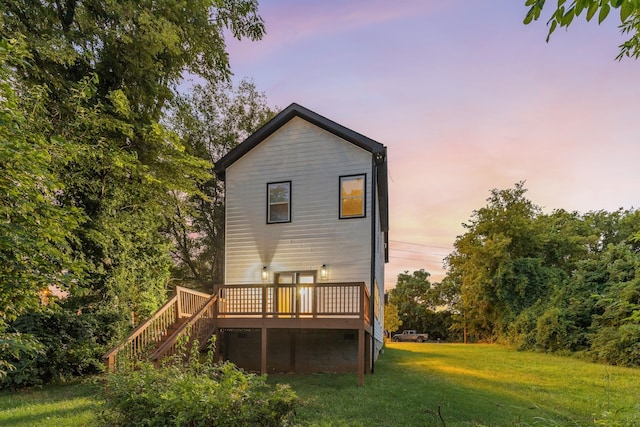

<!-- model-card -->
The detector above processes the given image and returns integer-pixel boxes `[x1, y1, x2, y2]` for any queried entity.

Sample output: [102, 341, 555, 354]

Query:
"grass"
[270, 343, 640, 426]
[1, 344, 638, 426]
[0, 380, 102, 427]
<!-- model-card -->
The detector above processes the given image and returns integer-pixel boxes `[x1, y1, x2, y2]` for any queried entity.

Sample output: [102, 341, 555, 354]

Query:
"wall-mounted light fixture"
[320, 264, 328, 280]
[261, 266, 269, 282]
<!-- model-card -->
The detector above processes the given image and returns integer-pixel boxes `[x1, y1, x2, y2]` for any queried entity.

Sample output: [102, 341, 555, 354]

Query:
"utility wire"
[389, 255, 446, 262]
[389, 239, 452, 250]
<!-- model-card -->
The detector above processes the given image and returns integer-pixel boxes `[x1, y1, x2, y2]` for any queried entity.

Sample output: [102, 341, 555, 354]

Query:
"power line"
[389, 255, 445, 262]
[391, 248, 449, 257]
[389, 239, 452, 250]
[391, 247, 424, 254]
[389, 254, 447, 261]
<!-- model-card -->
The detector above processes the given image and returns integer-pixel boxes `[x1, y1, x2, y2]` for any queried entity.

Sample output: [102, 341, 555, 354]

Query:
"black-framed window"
[340, 174, 366, 219]
[267, 181, 291, 223]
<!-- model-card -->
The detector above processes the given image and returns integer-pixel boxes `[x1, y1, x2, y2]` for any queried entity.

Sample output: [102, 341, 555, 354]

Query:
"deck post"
[175, 286, 183, 318]
[290, 330, 296, 372]
[312, 285, 318, 318]
[262, 285, 267, 318]
[358, 327, 364, 386]
[274, 285, 279, 318]
[360, 284, 365, 320]
[261, 327, 267, 375]
[105, 354, 115, 373]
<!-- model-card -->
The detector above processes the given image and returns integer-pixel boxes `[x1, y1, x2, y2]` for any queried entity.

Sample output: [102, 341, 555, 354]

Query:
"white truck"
[391, 330, 429, 343]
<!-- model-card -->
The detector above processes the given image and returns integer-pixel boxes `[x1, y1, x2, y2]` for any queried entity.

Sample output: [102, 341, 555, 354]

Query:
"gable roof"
[214, 103, 388, 232]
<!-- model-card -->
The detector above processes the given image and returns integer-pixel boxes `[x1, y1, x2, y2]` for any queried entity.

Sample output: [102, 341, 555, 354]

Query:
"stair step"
[154, 318, 190, 346]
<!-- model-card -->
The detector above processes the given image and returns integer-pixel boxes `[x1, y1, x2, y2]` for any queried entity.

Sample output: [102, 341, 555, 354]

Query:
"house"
[104, 103, 388, 385]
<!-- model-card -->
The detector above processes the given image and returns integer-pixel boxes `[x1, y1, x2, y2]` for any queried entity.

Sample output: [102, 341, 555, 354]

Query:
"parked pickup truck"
[392, 330, 429, 343]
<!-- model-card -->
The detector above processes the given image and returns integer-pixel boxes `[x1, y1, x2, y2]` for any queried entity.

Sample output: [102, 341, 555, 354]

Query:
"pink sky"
[224, 1, 640, 289]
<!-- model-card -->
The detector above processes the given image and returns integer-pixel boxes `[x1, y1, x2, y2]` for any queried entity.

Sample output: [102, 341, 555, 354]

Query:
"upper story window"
[340, 174, 365, 219]
[267, 181, 291, 223]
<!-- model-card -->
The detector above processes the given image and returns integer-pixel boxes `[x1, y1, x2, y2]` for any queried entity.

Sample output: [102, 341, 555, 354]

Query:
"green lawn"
[1, 344, 638, 426]
[0, 380, 102, 427]
[270, 343, 640, 426]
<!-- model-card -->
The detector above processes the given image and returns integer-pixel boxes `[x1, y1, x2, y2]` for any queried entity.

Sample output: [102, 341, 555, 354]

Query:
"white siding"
[224, 117, 373, 285]
[373, 188, 385, 344]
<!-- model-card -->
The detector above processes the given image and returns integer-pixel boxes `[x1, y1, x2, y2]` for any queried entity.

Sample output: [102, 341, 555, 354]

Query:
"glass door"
[274, 271, 316, 316]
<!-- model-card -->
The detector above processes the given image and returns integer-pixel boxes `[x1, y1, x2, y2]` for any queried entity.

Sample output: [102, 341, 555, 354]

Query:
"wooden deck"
[104, 283, 371, 385]
[215, 282, 370, 327]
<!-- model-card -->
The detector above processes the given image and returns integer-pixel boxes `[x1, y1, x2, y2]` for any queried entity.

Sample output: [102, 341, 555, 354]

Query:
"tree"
[167, 79, 275, 290]
[0, 38, 82, 324]
[389, 270, 440, 333]
[445, 182, 640, 365]
[445, 182, 549, 340]
[435, 275, 465, 342]
[523, 0, 640, 59]
[384, 302, 403, 336]
[1, 0, 265, 322]
[0, 38, 72, 377]
[1, 0, 267, 383]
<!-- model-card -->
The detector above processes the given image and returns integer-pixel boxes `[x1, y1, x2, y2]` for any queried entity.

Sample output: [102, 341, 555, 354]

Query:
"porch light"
[320, 264, 328, 280]
[261, 266, 269, 281]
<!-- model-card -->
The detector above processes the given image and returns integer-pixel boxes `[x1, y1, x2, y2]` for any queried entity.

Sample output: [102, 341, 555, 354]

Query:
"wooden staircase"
[103, 286, 218, 372]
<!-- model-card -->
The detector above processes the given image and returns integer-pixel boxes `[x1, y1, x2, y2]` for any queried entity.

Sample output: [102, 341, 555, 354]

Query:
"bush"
[535, 306, 570, 352]
[0, 330, 44, 382]
[591, 323, 640, 367]
[1, 308, 118, 388]
[100, 342, 299, 426]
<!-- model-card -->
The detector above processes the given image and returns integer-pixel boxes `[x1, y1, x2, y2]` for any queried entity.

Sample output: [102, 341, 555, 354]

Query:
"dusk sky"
[223, 1, 640, 289]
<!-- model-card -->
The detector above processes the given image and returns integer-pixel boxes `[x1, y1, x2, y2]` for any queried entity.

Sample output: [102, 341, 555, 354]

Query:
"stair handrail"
[103, 286, 212, 372]
[149, 293, 218, 364]
[175, 285, 211, 317]
[103, 294, 179, 372]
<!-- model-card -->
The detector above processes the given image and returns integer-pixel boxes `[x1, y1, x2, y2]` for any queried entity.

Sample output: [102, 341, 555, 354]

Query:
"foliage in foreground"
[100, 346, 299, 427]
[523, 0, 640, 60]
[1, 308, 124, 389]
[2, 344, 639, 426]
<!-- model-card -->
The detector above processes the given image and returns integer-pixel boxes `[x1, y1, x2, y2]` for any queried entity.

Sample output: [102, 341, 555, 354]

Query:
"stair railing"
[149, 294, 218, 365]
[103, 286, 211, 372]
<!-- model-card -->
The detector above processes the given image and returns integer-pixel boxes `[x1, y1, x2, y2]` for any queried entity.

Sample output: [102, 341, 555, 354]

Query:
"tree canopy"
[0, 38, 83, 325]
[524, 0, 640, 59]
[168, 79, 276, 290]
[445, 182, 640, 366]
[1, 0, 265, 318]
[1, 0, 269, 385]
[388, 270, 453, 340]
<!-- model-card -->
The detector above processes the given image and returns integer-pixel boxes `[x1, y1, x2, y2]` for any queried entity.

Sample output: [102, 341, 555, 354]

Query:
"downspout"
[369, 154, 377, 374]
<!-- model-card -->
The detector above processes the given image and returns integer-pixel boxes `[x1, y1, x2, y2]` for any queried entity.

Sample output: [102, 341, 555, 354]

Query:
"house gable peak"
[213, 103, 385, 180]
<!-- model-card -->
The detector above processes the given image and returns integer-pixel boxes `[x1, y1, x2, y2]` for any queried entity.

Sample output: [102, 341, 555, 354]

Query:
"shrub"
[1, 308, 117, 388]
[590, 323, 640, 367]
[100, 341, 299, 426]
[535, 306, 570, 352]
[0, 329, 44, 382]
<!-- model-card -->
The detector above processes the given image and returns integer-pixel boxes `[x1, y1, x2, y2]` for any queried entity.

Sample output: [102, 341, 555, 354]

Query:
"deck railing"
[149, 294, 218, 364]
[104, 283, 371, 372]
[216, 282, 370, 322]
[103, 286, 211, 372]
[177, 286, 211, 318]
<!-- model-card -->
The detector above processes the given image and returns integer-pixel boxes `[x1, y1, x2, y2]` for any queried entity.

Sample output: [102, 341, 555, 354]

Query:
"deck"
[104, 282, 372, 385]
[215, 282, 370, 329]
